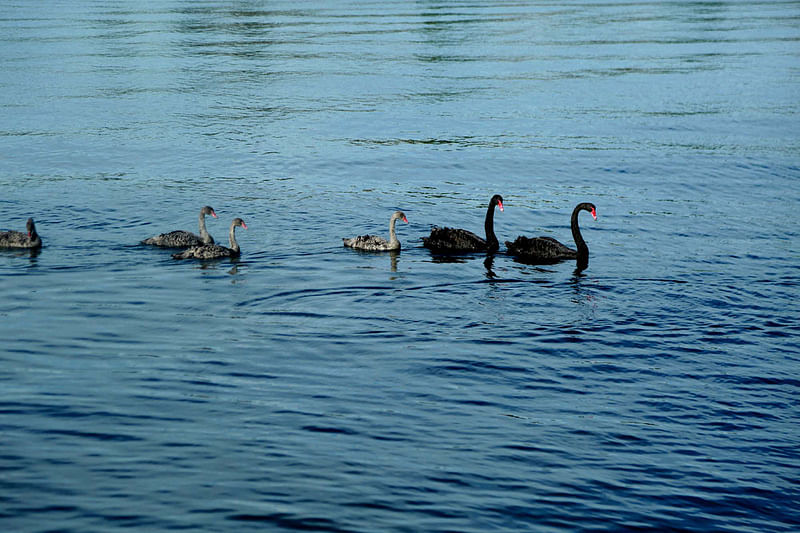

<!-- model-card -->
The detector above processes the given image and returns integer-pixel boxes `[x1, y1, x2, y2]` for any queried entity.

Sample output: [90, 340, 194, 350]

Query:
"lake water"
[1, 1, 799, 531]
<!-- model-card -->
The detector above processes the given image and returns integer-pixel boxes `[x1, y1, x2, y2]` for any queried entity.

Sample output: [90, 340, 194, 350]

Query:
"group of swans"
[139, 206, 248, 259]
[1, 195, 597, 266]
[344, 194, 597, 267]
[0, 207, 247, 260]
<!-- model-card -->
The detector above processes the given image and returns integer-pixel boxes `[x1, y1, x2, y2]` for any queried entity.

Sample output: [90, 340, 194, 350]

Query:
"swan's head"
[232, 217, 248, 230]
[202, 206, 218, 218]
[26, 218, 36, 238]
[582, 203, 597, 220]
[491, 194, 504, 212]
[394, 211, 408, 224]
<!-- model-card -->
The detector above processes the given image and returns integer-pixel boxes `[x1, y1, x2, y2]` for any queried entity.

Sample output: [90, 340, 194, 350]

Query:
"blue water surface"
[1, 1, 799, 532]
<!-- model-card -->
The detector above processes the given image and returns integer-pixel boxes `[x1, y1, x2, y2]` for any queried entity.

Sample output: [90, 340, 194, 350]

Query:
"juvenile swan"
[172, 218, 247, 260]
[343, 211, 408, 251]
[0, 218, 42, 249]
[142, 206, 217, 248]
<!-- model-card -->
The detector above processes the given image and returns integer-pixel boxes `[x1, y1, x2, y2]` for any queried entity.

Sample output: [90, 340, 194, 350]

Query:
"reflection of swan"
[343, 211, 408, 251]
[172, 218, 247, 260]
[423, 195, 504, 252]
[142, 206, 217, 247]
[483, 255, 497, 279]
[0, 218, 42, 249]
[506, 203, 596, 267]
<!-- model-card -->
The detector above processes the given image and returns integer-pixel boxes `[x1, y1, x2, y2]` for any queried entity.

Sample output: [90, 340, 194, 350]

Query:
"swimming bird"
[422, 194, 504, 253]
[0, 218, 42, 249]
[343, 210, 408, 251]
[172, 218, 247, 260]
[142, 205, 217, 248]
[506, 202, 597, 267]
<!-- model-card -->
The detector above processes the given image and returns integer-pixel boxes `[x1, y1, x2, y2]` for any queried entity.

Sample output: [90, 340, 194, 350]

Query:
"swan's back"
[423, 227, 487, 252]
[142, 230, 208, 248]
[505, 236, 576, 260]
[0, 230, 32, 248]
[172, 243, 237, 260]
[343, 234, 397, 251]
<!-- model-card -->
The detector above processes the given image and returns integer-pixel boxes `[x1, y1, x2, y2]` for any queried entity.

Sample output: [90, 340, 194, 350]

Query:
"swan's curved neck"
[388, 214, 400, 246]
[571, 206, 588, 259]
[484, 202, 499, 251]
[198, 211, 211, 242]
[228, 224, 240, 253]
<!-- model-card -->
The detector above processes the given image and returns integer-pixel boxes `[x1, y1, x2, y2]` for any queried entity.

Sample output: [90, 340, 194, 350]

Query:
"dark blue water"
[1, 1, 799, 531]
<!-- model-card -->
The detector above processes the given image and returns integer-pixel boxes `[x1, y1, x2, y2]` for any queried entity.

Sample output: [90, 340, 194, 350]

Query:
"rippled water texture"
[1, 2, 799, 532]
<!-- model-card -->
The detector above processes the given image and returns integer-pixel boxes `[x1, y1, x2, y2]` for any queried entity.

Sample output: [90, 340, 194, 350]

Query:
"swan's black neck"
[388, 214, 399, 246]
[228, 224, 240, 253]
[199, 210, 212, 243]
[571, 204, 589, 260]
[484, 201, 499, 252]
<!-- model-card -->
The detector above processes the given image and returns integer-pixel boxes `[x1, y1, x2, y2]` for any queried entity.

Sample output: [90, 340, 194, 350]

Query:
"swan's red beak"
[211, 211, 218, 218]
[241, 222, 248, 229]
[27, 232, 32, 238]
[591, 207, 597, 220]
[497, 200, 504, 212]
[402, 215, 408, 223]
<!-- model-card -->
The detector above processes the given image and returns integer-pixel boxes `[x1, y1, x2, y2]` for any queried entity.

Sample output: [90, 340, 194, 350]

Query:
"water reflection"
[426, 249, 473, 264]
[483, 254, 497, 279]
[181, 256, 243, 271]
[344, 248, 401, 272]
[0, 247, 41, 262]
[509, 253, 588, 273]
[568, 268, 596, 313]
[570, 268, 586, 284]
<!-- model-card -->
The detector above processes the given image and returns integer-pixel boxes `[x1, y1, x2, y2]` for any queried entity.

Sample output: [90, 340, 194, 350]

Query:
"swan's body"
[142, 206, 217, 248]
[173, 218, 247, 260]
[343, 211, 408, 251]
[506, 202, 597, 265]
[423, 194, 504, 253]
[506, 236, 577, 259]
[0, 218, 42, 249]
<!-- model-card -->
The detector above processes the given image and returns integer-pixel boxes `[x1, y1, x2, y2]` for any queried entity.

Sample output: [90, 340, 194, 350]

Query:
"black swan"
[0, 218, 42, 249]
[142, 205, 217, 247]
[422, 194, 504, 253]
[343, 210, 408, 251]
[172, 218, 247, 260]
[505, 202, 596, 265]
